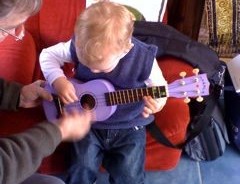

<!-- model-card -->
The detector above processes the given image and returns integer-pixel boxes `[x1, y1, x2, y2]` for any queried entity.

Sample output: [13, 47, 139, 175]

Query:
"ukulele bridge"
[52, 94, 64, 118]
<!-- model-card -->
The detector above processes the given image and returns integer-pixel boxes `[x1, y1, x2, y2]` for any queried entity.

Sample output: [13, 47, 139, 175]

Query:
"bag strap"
[184, 95, 217, 144]
[146, 122, 177, 149]
[147, 94, 217, 149]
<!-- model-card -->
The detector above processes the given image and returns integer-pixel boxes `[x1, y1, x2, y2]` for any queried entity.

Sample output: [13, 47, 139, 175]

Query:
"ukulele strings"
[64, 94, 146, 108]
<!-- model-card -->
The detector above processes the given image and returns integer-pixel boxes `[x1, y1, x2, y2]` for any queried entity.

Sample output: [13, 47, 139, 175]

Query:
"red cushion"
[0, 32, 47, 136]
[38, 0, 86, 48]
[0, 107, 46, 136]
[26, 0, 86, 48]
[25, 0, 86, 80]
[145, 56, 193, 170]
[145, 99, 189, 170]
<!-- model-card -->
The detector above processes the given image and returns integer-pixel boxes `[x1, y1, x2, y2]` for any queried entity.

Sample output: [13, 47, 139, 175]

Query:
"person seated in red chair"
[40, 1, 167, 183]
[0, 0, 93, 184]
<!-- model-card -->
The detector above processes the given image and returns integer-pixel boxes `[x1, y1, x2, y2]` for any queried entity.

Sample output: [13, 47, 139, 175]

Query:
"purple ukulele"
[43, 69, 210, 122]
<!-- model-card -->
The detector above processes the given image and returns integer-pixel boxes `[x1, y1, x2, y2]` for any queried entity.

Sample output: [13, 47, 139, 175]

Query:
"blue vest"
[70, 37, 158, 129]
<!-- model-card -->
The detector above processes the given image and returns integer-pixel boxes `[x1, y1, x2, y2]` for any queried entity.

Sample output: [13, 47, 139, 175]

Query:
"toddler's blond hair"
[74, 1, 135, 66]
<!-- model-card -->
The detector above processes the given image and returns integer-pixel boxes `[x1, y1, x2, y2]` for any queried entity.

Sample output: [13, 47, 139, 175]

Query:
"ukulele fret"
[126, 90, 130, 103]
[122, 90, 126, 104]
[151, 87, 156, 98]
[150, 86, 167, 98]
[140, 88, 144, 98]
[105, 86, 167, 106]
[117, 90, 121, 104]
[142, 88, 149, 96]
[107, 92, 115, 106]
[130, 89, 134, 102]
[134, 89, 139, 102]
[157, 86, 161, 97]
[114, 91, 118, 104]
[137, 88, 146, 99]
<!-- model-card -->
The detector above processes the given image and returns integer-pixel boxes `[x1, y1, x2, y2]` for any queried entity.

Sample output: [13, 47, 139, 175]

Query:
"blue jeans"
[21, 173, 65, 184]
[66, 126, 146, 184]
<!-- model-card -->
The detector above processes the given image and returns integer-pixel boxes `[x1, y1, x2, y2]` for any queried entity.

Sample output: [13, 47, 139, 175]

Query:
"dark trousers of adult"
[66, 126, 146, 184]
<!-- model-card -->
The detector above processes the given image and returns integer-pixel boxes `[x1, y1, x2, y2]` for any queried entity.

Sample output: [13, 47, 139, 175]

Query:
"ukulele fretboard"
[105, 86, 167, 106]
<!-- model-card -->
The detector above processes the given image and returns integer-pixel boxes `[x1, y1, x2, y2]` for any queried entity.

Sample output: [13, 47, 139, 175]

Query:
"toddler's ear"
[130, 42, 134, 48]
[125, 42, 134, 53]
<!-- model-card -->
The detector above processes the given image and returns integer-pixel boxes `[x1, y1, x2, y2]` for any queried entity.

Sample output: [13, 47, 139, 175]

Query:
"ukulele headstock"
[168, 68, 210, 103]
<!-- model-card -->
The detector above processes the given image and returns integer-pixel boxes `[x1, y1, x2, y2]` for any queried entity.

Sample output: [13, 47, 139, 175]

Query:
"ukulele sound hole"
[80, 94, 96, 110]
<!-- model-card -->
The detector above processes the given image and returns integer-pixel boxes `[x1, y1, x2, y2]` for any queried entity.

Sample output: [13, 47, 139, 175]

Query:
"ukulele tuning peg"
[196, 96, 203, 102]
[192, 68, 200, 82]
[192, 68, 200, 75]
[179, 71, 187, 85]
[183, 92, 191, 103]
[179, 71, 187, 77]
[184, 97, 191, 103]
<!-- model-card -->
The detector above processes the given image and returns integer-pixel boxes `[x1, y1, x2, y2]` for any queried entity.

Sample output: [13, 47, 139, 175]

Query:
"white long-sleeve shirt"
[40, 40, 167, 87]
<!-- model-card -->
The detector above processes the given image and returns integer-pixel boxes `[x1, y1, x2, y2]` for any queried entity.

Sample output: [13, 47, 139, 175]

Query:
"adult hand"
[56, 110, 92, 141]
[19, 80, 53, 108]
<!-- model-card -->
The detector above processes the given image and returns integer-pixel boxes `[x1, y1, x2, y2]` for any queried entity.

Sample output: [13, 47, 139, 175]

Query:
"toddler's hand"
[142, 96, 167, 118]
[53, 77, 78, 104]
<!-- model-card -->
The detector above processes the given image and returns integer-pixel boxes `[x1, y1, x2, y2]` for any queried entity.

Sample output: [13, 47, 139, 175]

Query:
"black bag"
[147, 89, 229, 161]
[133, 21, 229, 161]
[224, 68, 240, 151]
[184, 92, 229, 161]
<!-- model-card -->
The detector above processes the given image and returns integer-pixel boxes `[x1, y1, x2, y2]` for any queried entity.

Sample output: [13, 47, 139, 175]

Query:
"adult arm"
[0, 109, 92, 184]
[0, 78, 52, 109]
[0, 122, 62, 184]
[0, 78, 22, 111]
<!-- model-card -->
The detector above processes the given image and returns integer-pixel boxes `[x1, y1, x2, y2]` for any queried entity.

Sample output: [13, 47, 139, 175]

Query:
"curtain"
[199, 0, 240, 58]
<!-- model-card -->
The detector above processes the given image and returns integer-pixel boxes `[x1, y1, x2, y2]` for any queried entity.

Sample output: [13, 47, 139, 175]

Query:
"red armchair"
[0, 0, 191, 174]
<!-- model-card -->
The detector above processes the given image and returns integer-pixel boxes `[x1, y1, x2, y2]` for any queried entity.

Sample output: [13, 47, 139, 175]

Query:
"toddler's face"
[88, 52, 126, 73]
[84, 42, 134, 73]
[0, 12, 28, 42]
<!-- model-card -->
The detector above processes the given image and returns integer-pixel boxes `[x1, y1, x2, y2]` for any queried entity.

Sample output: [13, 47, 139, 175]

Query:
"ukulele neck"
[105, 86, 167, 106]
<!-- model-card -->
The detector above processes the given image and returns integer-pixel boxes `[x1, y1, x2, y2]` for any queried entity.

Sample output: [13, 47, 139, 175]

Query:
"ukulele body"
[43, 79, 117, 122]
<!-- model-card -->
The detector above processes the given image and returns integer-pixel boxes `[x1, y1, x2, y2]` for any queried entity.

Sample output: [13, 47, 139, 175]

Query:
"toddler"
[40, 1, 167, 184]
